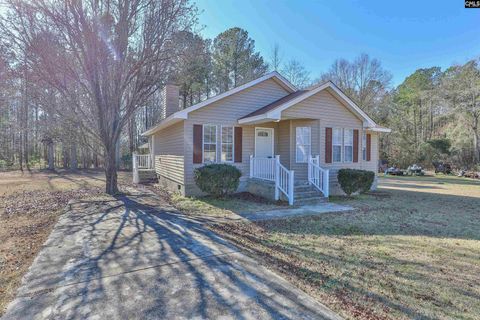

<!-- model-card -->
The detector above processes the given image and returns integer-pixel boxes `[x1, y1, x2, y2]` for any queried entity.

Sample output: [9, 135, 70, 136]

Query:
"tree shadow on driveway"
[2, 190, 339, 320]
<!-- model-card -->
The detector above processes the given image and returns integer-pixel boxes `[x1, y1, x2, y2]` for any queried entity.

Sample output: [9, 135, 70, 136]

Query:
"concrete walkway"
[240, 202, 353, 221]
[3, 190, 341, 320]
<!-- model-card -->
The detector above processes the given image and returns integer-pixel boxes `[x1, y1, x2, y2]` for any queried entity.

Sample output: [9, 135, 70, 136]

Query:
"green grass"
[211, 175, 480, 320]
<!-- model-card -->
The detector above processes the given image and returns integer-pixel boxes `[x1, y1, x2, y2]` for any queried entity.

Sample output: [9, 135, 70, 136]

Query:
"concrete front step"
[295, 196, 328, 206]
[295, 191, 324, 199]
[293, 184, 327, 205]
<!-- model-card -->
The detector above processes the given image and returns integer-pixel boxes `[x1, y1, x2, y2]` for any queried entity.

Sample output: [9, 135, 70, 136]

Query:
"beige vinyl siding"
[289, 119, 320, 181]
[277, 120, 290, 168]
[184, 78, 290, 194]
[153, 121, 184, 185]
[155, 155, 184, 184]
[280, 89, 378, 188]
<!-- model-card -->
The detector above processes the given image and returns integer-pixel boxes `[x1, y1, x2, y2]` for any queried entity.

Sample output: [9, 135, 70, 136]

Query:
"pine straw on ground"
[0, 178, 105, 315]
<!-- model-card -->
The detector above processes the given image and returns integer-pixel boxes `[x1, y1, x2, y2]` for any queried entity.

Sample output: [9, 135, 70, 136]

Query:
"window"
[362, 132, 367, 161]
[221, 126, 234, 162]
[203, 124, 217, 162]
[344, 129, 353, 162]
[296, 127, 311, 163]
[333, 128, 343, 162]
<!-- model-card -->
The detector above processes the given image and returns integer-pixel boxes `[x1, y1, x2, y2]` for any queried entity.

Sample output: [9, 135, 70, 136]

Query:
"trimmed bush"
[194, 163, 242, 197]
[337, 169, 375, 196]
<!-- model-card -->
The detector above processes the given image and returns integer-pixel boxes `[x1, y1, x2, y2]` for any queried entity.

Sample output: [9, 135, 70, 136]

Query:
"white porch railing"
[133, 153, 152, 169]
[132, 153, 153, 184]
[275, 156, 294, 205]
[250, 155, 295, 205]
[308, 155, 329, 197]
[249, 155, 276, 181]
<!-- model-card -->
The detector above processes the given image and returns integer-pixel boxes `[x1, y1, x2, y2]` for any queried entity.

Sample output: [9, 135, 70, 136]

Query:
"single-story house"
[136, 71, 390, 205]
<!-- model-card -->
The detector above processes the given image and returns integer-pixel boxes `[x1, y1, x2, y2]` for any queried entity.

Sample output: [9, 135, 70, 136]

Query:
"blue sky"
[195, 0, 480, 86]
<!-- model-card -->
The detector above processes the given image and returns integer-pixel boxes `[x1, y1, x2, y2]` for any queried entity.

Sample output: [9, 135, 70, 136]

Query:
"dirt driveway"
[2, 188, 340, 320]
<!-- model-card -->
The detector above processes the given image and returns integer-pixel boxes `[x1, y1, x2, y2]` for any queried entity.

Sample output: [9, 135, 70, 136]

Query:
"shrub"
[194, 163, 242, 197]
[337, 169, 375, 196]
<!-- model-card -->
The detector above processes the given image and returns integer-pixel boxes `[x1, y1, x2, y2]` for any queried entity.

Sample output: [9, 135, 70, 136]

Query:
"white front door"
[255, 128, 274, 158]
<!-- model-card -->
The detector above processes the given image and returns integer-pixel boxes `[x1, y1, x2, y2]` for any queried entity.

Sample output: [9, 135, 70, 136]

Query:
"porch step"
[294, 184, 327, 205]
[136, 169, 157, 184]
[295, 197, 329, 206]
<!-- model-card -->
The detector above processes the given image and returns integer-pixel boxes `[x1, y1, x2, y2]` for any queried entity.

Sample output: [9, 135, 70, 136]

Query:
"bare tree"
[282, 59, 310, 88]
[320, 53, 392, 115]
[1, 0, 197, 194]
[269, 43, 282, 72]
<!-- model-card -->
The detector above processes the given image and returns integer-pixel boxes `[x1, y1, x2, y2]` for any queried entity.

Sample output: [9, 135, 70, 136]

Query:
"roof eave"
[367, 126, 392, 133]
[237, 113, 280, 125]
[142, 114, 186, 136]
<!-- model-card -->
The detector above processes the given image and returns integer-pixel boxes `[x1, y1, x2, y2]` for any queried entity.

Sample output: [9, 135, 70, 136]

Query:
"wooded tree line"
[0, 0, 479, 193]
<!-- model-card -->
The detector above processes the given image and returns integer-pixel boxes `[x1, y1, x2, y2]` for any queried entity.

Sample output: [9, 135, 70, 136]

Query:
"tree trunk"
[62, 144, 69, 168]
[104, 146, 119, 194]
[47, 142, 54, 170]
[473, 116, 480, 165]
[70, 142, 78, 170]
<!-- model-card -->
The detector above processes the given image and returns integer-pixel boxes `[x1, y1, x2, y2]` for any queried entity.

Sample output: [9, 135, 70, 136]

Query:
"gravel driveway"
[2, 189, 341, 320]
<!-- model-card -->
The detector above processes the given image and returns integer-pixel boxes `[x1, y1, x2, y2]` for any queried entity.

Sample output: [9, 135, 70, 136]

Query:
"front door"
[255, 128, 274, 158]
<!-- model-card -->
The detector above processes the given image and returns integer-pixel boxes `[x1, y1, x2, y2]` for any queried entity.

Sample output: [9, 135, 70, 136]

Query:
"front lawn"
[149, 185, 287, 222]
[211, 175, 480, 320]
[0, 170, 130, 315]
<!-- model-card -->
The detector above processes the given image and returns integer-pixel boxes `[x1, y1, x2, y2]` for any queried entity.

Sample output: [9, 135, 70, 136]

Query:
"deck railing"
[308, 155, 329, 197]
[249, 155, 276, 181]
[132, 153, 153, 184]
[133, 153, 152, 169]
[250, 155, 295, 205]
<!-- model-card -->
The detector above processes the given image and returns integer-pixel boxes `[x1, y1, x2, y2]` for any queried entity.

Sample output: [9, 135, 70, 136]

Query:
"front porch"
[248, 154, 329, 205]
[132, 153, 156, 184]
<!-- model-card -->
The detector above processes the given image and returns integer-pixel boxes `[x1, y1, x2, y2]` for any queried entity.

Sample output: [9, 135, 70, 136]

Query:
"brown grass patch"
[0, 170, 130, 315]
[210, 175, 480, 320]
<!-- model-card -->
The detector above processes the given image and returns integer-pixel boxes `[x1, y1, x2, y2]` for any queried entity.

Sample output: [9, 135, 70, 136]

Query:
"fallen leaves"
[0, 186, 103, 315]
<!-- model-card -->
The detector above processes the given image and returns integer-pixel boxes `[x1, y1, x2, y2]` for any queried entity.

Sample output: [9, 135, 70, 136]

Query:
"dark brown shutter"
[193, 124, 203, 164]
[353, 129, 359, 163]
[234, 127, 242, 163]
[366, 133, 371, 162]
[325, 127, 332, 163]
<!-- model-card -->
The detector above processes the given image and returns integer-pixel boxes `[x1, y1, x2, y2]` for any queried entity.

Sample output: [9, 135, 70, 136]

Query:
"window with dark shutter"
[234, 127, 242, 163]
[193, 124, 203, 163]
[325, 127, 332, 163]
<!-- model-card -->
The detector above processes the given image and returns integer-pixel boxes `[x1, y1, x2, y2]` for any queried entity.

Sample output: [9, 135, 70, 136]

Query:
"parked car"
[407, 164, 425, 176]
[433, 161, 452, 174]
[385, 167, 404, 176]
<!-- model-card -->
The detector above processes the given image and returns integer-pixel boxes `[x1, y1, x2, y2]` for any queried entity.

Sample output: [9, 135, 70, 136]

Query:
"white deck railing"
[275, 156, 295, 205]
[133, 153, 152, 169]
[308, 155, 329, 197]
[250, 155, 295, 205]
[132, 153, 153, 184]
[249, 155, 276, 181]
